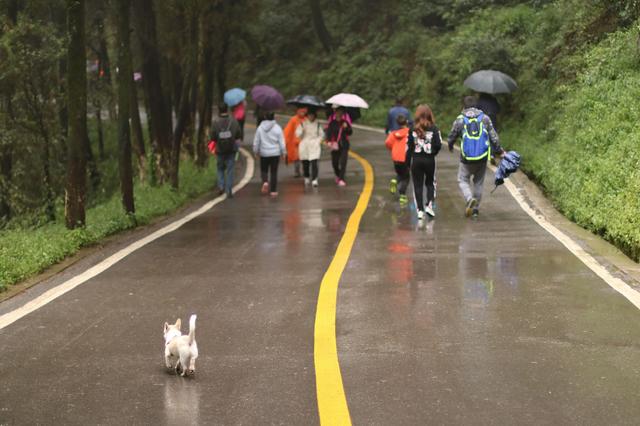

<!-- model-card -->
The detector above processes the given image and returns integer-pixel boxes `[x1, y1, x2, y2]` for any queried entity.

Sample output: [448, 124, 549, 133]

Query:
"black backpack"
[216, 118, 235, 155]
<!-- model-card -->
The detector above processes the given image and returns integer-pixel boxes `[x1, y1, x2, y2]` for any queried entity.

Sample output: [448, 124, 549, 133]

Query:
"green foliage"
[0, 157, 218, 291]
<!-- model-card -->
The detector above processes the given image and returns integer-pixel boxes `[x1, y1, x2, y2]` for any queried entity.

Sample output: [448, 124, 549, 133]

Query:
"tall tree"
[115, 0, 134, 213]
[130, 76, 147, 182]
[65, 0, 87, 228]
[132, 0, 173, 184]
[308, 0, 333, 52]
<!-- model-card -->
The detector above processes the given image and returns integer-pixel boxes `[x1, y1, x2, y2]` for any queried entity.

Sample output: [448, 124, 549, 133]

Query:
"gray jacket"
[447, 107, 503, 163]
[253, 120, 286, 157]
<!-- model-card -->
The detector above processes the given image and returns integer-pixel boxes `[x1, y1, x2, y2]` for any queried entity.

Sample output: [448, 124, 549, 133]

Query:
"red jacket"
[385, 127, 409, 162]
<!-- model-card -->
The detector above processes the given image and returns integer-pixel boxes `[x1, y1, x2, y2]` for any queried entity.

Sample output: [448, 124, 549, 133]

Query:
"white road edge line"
[351, 122, 640, 310]
[0, 148, 255, 330]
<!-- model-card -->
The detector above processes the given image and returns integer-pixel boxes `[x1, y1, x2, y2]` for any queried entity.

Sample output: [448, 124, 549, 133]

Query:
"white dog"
[164, 314, 198, 376]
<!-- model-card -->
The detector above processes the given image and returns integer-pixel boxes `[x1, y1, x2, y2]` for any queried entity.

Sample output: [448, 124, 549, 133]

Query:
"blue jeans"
[217, 153, 236, 194]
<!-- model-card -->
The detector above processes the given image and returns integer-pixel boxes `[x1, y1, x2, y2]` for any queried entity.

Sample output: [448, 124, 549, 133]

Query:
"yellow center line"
[314, 150, 374, 426]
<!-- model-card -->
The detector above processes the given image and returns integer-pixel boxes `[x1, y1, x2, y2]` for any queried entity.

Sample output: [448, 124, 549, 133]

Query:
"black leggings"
[331, 148, 349, 180]
[393, 162, 410, 195]
[302, 160, 318, 180]
[260, 156, 280, 192]
[411, 156, 436, 211]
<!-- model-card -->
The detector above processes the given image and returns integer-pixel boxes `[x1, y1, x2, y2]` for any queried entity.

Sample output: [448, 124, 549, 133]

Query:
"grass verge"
[0, 158, 218, 291]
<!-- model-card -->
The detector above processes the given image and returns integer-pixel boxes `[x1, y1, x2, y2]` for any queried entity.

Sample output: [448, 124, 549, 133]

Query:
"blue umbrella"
[493, 151, 521, 192]
[224, 88, 246, 107]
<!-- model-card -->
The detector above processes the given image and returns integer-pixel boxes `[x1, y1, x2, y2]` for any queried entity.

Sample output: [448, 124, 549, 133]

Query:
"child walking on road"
[253, 112, 286, 197]
[406, 105, 442, 220]
[295, 110, 324, 187]
[385, 114, 411, 205]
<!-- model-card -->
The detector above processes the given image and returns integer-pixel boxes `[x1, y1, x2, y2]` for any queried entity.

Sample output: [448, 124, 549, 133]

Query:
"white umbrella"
[325, 93, 369, 109]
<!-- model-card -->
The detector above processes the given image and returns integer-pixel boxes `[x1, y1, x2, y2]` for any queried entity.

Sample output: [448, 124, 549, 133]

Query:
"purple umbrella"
[251, 85, 285, 110]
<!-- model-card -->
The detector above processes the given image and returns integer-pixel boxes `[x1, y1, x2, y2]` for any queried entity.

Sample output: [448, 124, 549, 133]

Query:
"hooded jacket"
[447, 107, 503, 163]
[384, 127, 410, 163]
[253, 120, 286, 157]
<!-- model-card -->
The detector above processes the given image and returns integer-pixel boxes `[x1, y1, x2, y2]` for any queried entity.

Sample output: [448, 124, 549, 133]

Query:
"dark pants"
[411, 156, 436, 211]
[393, 161, 410, 195]
[216, 153, 236, 195]
[302, 160, 319, 180]
[260, 156, 280, 193]
[238, 119, 245, 140]
[331, 148, 349, 181]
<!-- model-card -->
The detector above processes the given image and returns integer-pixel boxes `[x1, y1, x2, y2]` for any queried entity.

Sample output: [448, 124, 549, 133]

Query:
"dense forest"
[0, 0, 639, 288]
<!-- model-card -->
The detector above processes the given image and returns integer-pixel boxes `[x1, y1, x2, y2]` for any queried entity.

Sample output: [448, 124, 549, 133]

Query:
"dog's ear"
[164, 322, 169, 333]
[175, 318, 181, 330]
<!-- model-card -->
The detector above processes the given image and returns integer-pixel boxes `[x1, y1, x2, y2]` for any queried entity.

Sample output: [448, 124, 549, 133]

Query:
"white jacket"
[295, 120, 324, 161]
[253, 120, 286, 157]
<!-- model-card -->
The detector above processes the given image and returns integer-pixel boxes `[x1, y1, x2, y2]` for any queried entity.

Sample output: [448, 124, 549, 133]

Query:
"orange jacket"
[283, 114, 305, 162]
[385, 127, 409, 162]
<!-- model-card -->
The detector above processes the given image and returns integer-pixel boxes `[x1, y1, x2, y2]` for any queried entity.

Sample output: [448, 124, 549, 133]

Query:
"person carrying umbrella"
[326, 106, 352, 187]
[283, 107, 307, 177]
[447, 96, 505, 218]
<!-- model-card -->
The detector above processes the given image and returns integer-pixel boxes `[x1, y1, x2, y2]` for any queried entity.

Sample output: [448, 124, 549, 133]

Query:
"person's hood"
[259, 119, 276, 132]
[462, 107, 483, 118]
[391, 127, 409, 140]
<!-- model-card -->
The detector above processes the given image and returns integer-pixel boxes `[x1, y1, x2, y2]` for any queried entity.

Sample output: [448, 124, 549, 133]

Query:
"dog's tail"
[188, 314, 197, 345]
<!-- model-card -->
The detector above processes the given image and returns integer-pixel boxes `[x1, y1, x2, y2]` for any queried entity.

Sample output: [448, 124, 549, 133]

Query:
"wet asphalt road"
[1, 123, 640, 425]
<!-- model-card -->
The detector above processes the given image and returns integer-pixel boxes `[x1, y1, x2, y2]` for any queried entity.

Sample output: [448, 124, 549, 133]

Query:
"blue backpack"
[461, 113, 490, 161]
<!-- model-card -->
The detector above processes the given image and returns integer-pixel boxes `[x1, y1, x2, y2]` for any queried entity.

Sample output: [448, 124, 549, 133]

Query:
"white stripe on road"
[351, 122, 640, 310]
[0, 148, 255, 330]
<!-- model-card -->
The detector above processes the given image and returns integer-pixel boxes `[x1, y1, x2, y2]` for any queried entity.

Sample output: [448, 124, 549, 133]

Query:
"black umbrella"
[286, 95, 325, 108]
[464, 70, 518, 94]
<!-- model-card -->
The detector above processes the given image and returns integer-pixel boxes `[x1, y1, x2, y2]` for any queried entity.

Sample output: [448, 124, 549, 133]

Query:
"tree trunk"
[95, 103, 105, 159]
[308, 0, 333, 52]
[65, 0, 87, 229]
[195, 16, 213, 167]
[116, 0, 134, 213]
[130, 78, 147, 183]
[132, 0, 172, 184]
[216, 32, 230, 101]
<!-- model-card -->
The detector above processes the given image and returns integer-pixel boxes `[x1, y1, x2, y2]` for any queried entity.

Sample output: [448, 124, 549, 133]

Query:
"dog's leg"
[188, 343, 198, 375]
[165, 347, 173, 370]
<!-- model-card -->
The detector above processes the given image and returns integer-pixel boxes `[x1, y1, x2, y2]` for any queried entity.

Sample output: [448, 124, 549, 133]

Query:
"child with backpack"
[385, 114, 411, 205]
[406, 105, 442, 220]
[447, 96, 505, 218]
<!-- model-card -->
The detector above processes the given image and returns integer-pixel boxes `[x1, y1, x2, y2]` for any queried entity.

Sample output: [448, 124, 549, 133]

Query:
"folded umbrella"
[464, 70, 518, 94]
[493, 151, 521, 192]
[251, 85, 285, 110]
[224, 88, 246, 107]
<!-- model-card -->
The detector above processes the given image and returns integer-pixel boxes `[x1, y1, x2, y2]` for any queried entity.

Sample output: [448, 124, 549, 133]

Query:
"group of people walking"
[385, 96, 504, 220]
[210, 93, 505, 221]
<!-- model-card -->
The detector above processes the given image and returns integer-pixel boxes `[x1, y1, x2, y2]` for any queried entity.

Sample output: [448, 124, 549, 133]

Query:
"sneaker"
[338, 180, 346, 187]
[425, 205, 435, 217]
[227, 190, 234, 199]
[335, 176, 340, 184]
[312, 179, 319, 187]
[465, 198, 478, 217]
[417, 210, 425, 220]
[389, 178, 398, 195]
[261, 182, 269, 194]
[399, 194, 408, 205]
[472, 208, 479, 219]
[216, 187, 225, 196]
[304, 178, 310, 186]
[269, 191, 278, 197]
